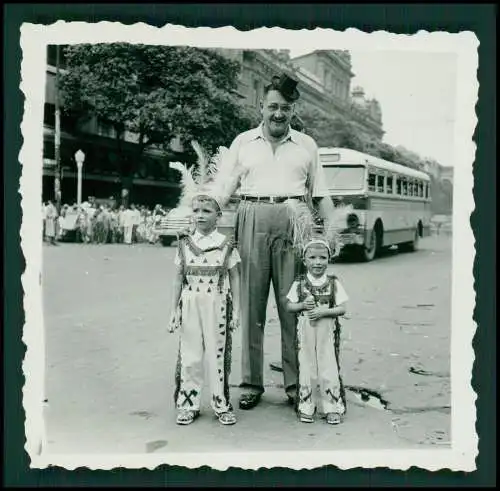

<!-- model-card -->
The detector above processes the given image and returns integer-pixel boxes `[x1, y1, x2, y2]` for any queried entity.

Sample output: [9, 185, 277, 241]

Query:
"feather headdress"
[285, 198, 320, 253]
[170, 140, 247, 211]
[285, 198, 354, 259]
[324, 203, 354, 257]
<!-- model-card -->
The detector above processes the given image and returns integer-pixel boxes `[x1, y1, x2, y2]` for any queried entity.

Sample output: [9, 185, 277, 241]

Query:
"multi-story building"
[42, 46, 384, 205]
[440, 166, 454, 187]
[42, 46, 184, 208]
[216, 49, 385, 143]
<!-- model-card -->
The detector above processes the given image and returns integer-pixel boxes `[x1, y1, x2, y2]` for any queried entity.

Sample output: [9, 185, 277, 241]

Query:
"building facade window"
[44, 103, 55, 127]
[46, 45, 68, 68]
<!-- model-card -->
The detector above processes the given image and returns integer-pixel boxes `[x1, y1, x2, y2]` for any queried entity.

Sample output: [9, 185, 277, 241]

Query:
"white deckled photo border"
[19, 22, 479, 471]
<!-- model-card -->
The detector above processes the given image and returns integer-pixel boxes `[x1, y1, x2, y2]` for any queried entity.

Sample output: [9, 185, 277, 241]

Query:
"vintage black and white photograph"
[20, 23, 478, 471]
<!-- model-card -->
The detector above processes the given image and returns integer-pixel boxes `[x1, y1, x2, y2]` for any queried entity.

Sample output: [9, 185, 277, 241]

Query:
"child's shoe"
[325, 412, 342, 425]
[176, 409, 199, 425]
[217, 411, 237, 425]
[298, 411, 314, 423]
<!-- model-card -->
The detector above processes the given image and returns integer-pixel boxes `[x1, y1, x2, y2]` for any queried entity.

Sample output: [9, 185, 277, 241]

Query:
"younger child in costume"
[168, 143, 242, 426]
[286, 237, 348, 425]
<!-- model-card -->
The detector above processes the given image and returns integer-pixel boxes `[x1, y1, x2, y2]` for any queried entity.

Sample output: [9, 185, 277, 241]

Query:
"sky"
[290, 49, 458, 167]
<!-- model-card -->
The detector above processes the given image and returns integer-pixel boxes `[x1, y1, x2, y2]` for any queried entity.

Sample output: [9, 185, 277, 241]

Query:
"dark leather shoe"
[287, 395, 297, 406]
[239, 393, 262, 410]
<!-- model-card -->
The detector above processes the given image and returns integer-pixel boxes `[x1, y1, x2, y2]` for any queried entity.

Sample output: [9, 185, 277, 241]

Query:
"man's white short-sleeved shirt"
[223, 124, 330, 198]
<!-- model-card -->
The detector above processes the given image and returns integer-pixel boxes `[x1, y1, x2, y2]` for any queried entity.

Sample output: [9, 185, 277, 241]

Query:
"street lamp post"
[54, 45, 62, 211]
[75, 149, 85, 206]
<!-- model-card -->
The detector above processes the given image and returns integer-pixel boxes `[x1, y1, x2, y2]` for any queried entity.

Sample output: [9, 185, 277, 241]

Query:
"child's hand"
[302, 295, 316, 311]
[168, 309, 180, 333]
[229, 312, 240, 332]
[307, 305, 329, 321]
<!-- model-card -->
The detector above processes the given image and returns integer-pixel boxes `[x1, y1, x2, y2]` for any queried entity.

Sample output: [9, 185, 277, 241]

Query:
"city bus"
[319, 147, 432, 262]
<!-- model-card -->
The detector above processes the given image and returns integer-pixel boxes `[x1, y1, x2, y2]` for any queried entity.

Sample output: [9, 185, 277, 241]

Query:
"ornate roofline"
[291, 50, 355, 76]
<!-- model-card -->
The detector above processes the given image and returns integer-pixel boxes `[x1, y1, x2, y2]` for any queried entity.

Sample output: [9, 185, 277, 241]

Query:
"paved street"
[42, 235, 452, 455]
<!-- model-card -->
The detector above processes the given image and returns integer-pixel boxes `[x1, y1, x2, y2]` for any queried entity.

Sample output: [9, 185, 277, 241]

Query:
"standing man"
[217, 74, 337, 410]
[85, 200, 97, 244]
[101, 204, 111, 244]
[42, 201, 47, 241]
[117, 205, 126, 243]
[130, 204, 141, 244]
[122, 205, 134, 245]
[44, 200, 59, 246]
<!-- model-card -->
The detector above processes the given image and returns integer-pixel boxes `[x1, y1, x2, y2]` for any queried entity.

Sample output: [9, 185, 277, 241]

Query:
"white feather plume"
[172, 141, 249, 211]
[324, 203, 354, 256]
[286, 199, 354, 257]
[286, 198, 320, 253]
[190, 140, 209, 186]
[169, 161, 198, 209]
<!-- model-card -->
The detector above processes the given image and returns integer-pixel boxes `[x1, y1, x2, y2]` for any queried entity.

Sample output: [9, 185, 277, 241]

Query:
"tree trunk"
[115, 128, 131, 207]
[122, 130, 149, 207]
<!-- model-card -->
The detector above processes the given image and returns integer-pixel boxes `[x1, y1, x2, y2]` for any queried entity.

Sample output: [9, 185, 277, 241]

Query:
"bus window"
[368, 172, 376, 192]
[408, 180, 414, 196]
[376, 174, 385, 193]
[386, 175, 394, 194]
[396, 176, 403, 195]
[425, 183, 429, 199]
[402, 179, 408, 196]
[418, 181, 424, 197]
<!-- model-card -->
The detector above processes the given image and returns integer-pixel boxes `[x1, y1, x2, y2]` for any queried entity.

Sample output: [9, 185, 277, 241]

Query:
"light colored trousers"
[235, 201, 299, 396]
[297, 315, 346, 416]
[123, 225, 133, 244]
[175, 290, 232, 415]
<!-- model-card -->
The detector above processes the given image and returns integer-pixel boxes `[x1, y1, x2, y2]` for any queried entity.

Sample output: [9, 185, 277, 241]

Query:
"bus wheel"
[161, 236, 174, 247]
[361, 228, 378, 262]
[399, 228, 420, 253]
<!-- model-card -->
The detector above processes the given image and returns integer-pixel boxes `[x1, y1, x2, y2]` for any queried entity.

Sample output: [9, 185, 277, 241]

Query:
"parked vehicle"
[154, 208, 192, 247]
[155, 198, 239, 246]
[319, 147, 432, 261]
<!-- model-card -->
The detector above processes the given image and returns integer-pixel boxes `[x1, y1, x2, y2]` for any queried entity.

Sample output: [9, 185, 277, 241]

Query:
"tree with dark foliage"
[60, 43, 256, 201]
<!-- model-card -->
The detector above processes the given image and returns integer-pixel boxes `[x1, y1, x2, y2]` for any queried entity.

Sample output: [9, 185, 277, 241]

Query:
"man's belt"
[240, 195, 305, 204]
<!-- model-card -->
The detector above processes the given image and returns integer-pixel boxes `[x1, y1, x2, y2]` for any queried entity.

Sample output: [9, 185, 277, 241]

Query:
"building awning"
[42, 168, 180, 188]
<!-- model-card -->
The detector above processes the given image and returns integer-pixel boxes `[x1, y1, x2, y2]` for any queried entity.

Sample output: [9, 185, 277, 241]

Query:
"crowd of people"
[42, 198, 170, 245]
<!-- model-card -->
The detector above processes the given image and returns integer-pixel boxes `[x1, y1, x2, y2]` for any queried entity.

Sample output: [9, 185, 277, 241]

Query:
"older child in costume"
[286, 238, 348, 425]
[168, 144, 242, 426]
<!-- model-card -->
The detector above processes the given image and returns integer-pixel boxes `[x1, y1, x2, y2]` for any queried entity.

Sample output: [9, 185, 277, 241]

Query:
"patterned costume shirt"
[287, 273, 349, 307]
[174, 229, 241, 294]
